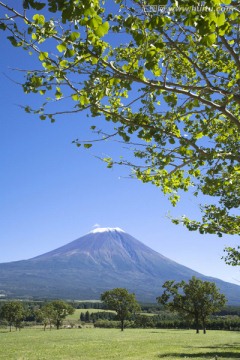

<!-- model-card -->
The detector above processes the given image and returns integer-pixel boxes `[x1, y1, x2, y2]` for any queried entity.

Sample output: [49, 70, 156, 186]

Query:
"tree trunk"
[195, 318, 200, 334]
[202, 317, 206, 334]
[121, 319, 124, 331]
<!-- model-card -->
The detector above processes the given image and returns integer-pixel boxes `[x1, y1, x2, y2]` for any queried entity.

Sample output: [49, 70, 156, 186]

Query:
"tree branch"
[219, 35, 240, 72]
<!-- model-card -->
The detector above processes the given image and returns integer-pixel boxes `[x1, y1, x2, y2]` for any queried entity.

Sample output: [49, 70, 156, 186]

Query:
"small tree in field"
[36, 303, 54, 330]
[50, 300, 75, 330]
[101, 288, 140, 331]
[40, 300, 74, 330]
[157, 277, 226, 334]
[85, 310, 90, 322]
[0, 301, 25, 332]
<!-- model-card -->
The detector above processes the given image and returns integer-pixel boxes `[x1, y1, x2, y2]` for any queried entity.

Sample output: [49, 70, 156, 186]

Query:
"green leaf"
[0, 23, 7, 30]
[7, 36, 18, 47]
[39, 52, 48, 61]
[72, 93, 80, 101]
[79, 95, 89, 105]
[95, 22, 109, 37]
[88, 17, 102, 30]
[25, 106, 31, 113]
[216, 13, 225, 27]
[32, 14, 45, 25]
[207, 12, 218, 25]
[69, 32, 80, 41]
[91, 57, 98, 65]
[59, 60, 69, 68]
[152, 66, 162, 76]
[203, 33, 216, 46]
[33, 2, 45, 10]
[23, 0, 45, 10]
[31, 76, 42, 87]
[56, 43, 67, 53]
[55, 87, 62, 99]
[195, 132, 203, 140]
[65, 49, 75, 58]
[84, 143, 92, 149]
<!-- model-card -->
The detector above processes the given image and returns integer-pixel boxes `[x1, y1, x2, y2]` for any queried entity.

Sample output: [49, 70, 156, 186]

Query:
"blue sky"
[0, 4, 239, 287]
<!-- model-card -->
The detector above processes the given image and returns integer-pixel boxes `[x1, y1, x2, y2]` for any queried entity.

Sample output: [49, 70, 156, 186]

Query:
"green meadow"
[0, 328, 239, 360]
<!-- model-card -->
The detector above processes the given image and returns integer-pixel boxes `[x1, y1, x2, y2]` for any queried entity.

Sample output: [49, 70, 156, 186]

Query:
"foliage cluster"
[101, 288, 141, 331]
[158, 276, 226, 333]
[0, 301, 25, 331]
[0, 0, 239, 243]
[35, 299, 74, 329]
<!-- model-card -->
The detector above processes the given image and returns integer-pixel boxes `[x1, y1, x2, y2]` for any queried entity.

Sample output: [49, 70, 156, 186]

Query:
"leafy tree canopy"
[223, 246, 240, 266]
[48, 300, 74, 329]
[39, 300, 74, 329]
[101, 287, 140, 330]
[157, 276, 226, 333]
[0, 301, 25, 331]
[0, 0, 239, 238]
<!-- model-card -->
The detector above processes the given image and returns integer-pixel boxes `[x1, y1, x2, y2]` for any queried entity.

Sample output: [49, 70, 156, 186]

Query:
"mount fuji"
[0, 227, 240, 304]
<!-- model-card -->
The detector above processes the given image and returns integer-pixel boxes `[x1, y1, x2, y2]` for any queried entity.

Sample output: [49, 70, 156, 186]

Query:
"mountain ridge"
[0, 227, 239, 304]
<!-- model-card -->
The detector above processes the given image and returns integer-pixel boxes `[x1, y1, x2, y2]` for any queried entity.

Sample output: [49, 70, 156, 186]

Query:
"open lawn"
[0, 328, 239, 360]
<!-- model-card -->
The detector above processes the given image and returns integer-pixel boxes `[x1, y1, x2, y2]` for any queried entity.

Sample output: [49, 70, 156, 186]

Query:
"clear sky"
[0, 4, 239, 288]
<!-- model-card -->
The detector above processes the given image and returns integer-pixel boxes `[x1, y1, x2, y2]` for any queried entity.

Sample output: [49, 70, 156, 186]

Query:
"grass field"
[0, 328, 239, 360]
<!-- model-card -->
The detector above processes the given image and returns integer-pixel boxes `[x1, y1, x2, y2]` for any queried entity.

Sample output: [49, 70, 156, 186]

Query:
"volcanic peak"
[90, 227, 125, 234]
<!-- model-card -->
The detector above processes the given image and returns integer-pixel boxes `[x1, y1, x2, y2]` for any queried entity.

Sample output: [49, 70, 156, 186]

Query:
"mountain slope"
[0, 227, 239, 304]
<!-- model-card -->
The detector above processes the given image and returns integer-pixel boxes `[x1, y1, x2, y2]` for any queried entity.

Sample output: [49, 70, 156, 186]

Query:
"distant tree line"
[92, 315, 240, 331]
[75, 301, 104, 310]
[0, 277, 239, 333]
[80, 311, 240, 331]
[1, 300, 240, 332]
[0, 300, 74, 331]
[80, 311, 116, 323]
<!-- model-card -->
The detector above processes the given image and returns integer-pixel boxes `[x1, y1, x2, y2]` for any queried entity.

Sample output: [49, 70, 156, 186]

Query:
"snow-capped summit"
[90, 227, 125, 234]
